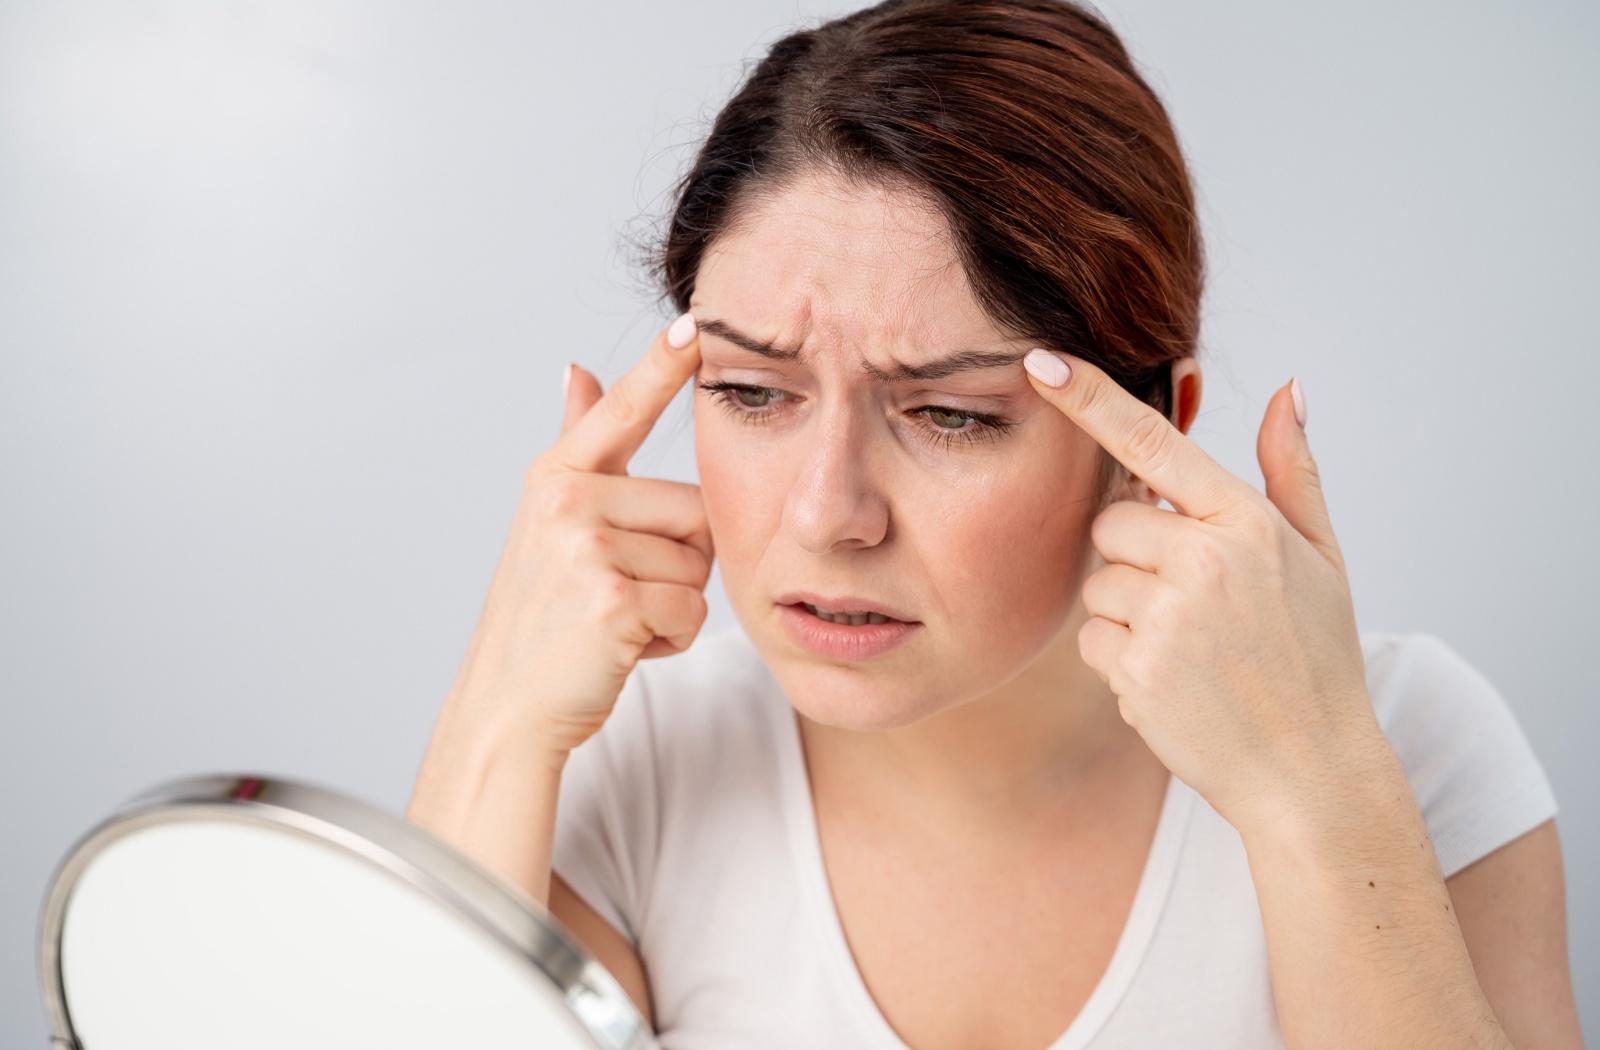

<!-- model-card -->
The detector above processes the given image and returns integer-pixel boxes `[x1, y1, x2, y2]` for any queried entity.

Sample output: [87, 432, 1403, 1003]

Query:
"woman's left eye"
[923, 406, 977, 430]
[911, 403, 1016, 447]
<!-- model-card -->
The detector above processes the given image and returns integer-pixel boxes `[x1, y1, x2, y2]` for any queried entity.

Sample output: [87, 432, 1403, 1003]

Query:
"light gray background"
[1, 0, 1594, 1043]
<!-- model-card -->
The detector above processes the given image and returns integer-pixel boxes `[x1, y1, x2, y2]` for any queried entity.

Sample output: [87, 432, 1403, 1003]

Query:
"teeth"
[803, 603, 897, 626]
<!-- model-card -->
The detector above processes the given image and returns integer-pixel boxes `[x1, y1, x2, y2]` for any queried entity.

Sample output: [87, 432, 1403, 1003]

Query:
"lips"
[774, 591, 918, 624]
[774, 591, 922, 661]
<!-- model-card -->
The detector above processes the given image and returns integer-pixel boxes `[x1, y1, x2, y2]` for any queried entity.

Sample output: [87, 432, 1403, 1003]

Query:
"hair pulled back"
[656, 0, 1202, 428]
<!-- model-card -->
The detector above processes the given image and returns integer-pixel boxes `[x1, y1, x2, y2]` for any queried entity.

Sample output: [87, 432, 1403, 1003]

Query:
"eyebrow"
[696, 317, 1028, 381]
[697, 318, 802, 360]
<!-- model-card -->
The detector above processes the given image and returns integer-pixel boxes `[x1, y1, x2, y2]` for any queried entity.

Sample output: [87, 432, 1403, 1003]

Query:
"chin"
[761, 651, 960, 732]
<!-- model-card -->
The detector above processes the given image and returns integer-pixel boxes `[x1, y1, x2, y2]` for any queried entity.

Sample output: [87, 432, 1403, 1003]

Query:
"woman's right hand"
[445, 312, 711, 757]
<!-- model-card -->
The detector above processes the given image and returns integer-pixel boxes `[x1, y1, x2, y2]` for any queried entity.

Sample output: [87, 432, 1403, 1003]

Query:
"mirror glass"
[40, 777, 654, 1050]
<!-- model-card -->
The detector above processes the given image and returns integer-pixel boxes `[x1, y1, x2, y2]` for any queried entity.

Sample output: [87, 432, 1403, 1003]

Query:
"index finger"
[553, 312, 700, 475]
[1021, 349, 1236, 520]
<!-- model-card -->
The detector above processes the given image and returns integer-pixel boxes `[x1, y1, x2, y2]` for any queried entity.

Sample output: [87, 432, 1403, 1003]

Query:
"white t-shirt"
[552, 628, 1558, 1049]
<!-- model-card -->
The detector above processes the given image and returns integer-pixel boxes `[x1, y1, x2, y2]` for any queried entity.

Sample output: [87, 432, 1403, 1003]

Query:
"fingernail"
[1024, 348, 1071, 388]
[667, 311, 697, 350]
[1290, 376, 1306, 428]
[562, 362, 573, 400]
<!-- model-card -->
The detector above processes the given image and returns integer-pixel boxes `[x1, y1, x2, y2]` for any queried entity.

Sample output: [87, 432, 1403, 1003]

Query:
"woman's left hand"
[1023, 349, 1390, 832]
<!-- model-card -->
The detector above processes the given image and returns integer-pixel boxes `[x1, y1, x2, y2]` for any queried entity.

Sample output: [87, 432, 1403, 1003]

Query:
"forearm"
[407, 696, 570, 908]
[1238, 737, 1511, 1049]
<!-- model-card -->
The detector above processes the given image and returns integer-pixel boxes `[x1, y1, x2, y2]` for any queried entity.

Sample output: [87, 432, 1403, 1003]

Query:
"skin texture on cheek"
[913, 443, 1103, 703]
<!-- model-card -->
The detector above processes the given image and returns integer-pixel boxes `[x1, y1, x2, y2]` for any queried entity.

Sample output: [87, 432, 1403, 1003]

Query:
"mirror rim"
[38, 773, 656, 1050]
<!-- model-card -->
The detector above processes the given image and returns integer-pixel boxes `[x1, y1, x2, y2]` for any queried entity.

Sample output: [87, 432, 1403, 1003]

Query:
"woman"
[409, 1, 1582, 1046]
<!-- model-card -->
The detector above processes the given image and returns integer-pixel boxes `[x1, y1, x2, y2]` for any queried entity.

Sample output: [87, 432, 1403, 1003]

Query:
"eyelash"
[696, 380, 1018, 449]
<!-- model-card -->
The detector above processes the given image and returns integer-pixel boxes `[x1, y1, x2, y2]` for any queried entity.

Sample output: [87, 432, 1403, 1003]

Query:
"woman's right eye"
[698, 380, 785, 415]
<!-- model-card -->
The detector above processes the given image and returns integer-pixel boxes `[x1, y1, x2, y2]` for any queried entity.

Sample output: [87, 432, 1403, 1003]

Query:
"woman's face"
[690, 170, 1112, 730]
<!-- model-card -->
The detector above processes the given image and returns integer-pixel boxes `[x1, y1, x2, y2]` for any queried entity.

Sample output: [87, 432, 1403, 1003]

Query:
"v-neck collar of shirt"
[774, 696, 1195, 1050]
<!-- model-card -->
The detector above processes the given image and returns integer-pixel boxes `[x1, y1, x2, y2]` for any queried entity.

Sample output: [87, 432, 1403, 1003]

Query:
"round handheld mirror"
[38, 774, 657, 1050]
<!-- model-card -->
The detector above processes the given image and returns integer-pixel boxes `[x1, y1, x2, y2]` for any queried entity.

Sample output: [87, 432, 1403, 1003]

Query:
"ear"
[1115, 357, 1203, 507]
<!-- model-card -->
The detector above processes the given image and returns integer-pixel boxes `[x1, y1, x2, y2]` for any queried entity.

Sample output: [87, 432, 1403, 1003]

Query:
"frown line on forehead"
[696, 317, 1029, 381]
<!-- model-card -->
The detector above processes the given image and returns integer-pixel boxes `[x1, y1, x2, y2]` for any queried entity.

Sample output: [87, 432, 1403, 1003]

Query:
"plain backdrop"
[1, 0, 1595, 1043]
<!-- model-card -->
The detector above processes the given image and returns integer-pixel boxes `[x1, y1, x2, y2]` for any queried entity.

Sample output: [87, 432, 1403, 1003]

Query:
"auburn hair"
[654, 0, 1202, 492]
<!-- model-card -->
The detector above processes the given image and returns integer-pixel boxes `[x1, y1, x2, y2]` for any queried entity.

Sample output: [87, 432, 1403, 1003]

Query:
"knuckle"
[654, 586, 707, 638]
[1074, 373, 1117, 420]
[680, 587, 709, 624]
[1295, 450, 1324, 489]
[601, 378, 643, 427]
[1124, 411, 1175, 474]
[686, 546, 713, 586]
[1079, 565, 1112, 609]
[1089, 501, 1129, 546]
[522, 455, 552, 489]
[1123, 639, 1159, 685]
[1179, 533, 1227, 583]
[592, 575, 634, 622]
[536, 472, 589, 521]
[1241, 500, 1280, 546]
[684, 482, 709, 519]
[1076, 617, 1105, 663]
[570, 527, 611, 563]
[1147, 584, 1187, 625]
[1227, 497, 1282, 560]
[1077, 615, 1122, 665]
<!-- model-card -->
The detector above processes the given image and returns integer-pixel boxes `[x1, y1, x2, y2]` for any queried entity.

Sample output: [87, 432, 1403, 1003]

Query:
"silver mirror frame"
[38, 773, 657, 1050]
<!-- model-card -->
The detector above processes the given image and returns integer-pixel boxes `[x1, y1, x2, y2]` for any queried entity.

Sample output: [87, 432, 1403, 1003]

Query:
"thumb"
[1257, 378, 1342, 568]
[560, 363, 605, 435]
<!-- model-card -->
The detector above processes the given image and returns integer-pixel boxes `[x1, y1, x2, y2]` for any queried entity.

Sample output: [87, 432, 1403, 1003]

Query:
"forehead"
[693, 170, 1008, 358]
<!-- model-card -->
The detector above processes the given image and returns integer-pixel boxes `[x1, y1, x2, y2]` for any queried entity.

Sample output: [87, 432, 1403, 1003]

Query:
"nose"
[781, 406, 890, 554]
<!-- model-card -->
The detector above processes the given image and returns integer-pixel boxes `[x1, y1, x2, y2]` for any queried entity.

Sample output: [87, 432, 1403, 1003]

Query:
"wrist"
[431, 700, 574, 779]
[437, 673, 593, 766]
[407, 723, 570, 905]
[1225, 716, 1416, 862]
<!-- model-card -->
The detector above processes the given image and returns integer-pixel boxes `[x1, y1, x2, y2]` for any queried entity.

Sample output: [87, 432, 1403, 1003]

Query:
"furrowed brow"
[697, 317, 1026, 379]
[696, 318, 802, 361]
[862, 349, 1028, 382]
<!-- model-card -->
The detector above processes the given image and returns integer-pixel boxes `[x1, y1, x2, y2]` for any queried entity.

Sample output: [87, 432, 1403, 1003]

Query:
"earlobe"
[1127, 476, 1162, 507]
[1109, 469, 1162, 507]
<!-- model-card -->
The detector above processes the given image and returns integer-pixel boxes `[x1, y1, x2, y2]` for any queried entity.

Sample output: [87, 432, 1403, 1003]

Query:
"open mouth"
[778, 595, 920, 659]
[800, 603, 901, 626]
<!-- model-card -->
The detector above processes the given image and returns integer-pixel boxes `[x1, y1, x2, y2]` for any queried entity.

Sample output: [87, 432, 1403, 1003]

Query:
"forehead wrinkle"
[860, 348, 1030, 383]
[697, 317, 803, 361]
[695, 172, 1024, 379]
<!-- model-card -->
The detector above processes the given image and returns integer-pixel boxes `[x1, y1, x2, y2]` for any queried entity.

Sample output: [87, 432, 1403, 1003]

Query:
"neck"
[797, 595, 1164, 838]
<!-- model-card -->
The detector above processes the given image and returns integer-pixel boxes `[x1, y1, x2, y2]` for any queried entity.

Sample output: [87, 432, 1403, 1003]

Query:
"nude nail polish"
[667, 312, 697, 349]
[1024, 348, 1071, 388]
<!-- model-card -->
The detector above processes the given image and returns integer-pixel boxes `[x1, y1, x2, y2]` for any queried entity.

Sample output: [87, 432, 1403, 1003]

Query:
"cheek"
[922, 451, 1098, 637]
[694, 414, 777, 588]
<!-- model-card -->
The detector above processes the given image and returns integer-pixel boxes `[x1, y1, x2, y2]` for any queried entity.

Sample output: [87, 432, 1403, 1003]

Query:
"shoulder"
[1358, 631, 1558, 877]
[1360, 631, 1537, 761]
